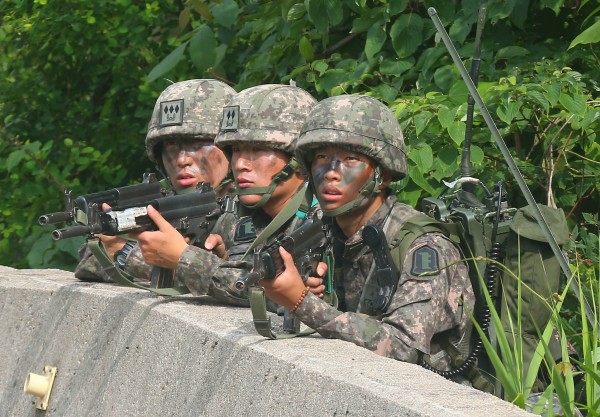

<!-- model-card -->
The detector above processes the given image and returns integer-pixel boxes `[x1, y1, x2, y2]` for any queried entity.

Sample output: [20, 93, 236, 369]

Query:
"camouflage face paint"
[311, 148, 370, 188]
[310, 146, 375, 210]
[162, 140, 229, 191]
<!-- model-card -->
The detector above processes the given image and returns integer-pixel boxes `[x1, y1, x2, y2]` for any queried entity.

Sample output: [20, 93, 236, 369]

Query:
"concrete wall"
[0, 266, 533, 417]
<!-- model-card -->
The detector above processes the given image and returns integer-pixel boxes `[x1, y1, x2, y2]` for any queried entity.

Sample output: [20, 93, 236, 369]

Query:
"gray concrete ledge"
[0, 266, 533, 417]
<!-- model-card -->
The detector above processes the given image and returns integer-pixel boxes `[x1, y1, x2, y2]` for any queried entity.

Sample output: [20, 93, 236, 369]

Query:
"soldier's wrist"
[114, 240, 137, 270]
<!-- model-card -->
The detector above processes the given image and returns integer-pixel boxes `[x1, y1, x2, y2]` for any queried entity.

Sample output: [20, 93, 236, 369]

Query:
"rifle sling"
[249, 287, 316, 339]
[247, 183, 324, 339]
[88, 239, 190, 296]
[241, 182, 310, 261]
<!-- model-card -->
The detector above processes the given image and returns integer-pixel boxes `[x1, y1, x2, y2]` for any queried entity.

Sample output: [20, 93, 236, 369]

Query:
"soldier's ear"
[378, 170, 392, 190]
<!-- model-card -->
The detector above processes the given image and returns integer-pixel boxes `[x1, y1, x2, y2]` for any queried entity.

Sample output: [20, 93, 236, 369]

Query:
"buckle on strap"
[253, 318, 272, 332]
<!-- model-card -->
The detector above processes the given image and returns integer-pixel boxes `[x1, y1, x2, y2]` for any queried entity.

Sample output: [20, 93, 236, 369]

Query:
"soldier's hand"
[259, 246, 308, 310]
[304, 261, 327, 298]
[98, 234, 129, 260]
[204, 233, 228, 260]
[96, 203, 128, 259]
[128, 205, 188, 269]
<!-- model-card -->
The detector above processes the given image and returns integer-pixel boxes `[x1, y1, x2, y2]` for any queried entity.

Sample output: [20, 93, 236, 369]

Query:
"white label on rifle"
[116, 207, 148, 231]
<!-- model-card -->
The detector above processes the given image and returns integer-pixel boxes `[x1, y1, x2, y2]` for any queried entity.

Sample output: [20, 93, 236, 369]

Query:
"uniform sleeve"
[73, 243, 112, 282]
[122, 244, 152, 281]
[174, 245, 253, 307]
[293, 233, 472, 363]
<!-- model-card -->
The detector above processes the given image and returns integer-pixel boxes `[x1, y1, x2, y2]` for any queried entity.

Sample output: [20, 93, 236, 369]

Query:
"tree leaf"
[438, 106, 458, 129]
[287, 3, 306, 21]
[179, 8, 191, 30]
[390, 14, 424, 58]
[559, 92, 587, 115]
[389, 0, 408, 16]
[379, 59, 413, 76]
[189, 26, 217, 74]
[371, 84, 398, 104]
[569, 19, 600, 49]
[541, 0, 562, 15]
[146, 42, 188, 83]
[408, 142, 434, 171]
[299, 36, 315, 62]
[408, 165, 437, 195]
[448, 120, 466, 145]
[414, 111, 433, 136]
[26, 234, 53, 268]
[212, 0, 240, 29]
[6, 149, 26, 172]
[542, 82, 561, 106]
[495, 46, 530, 60]
[365, 24, 386, 61]
[307, 0, 329, 34]
[470, 145, 484, 165]
[320, 69, 348, 94]
[325, 0, 343, 26]
[496, 102, 520, 125]
[528, 90, 550, 114]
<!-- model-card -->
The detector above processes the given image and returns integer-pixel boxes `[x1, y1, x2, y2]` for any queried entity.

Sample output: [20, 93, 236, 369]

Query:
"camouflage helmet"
[215, 84, 316, 156]
[145, 79, 236, 162]
[296, 94, 407, 180]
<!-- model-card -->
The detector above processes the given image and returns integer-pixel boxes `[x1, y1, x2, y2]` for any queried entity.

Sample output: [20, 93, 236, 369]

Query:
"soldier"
[74, 79, 235, 282]
[259, 94, 476, 372]
[130, 84, 325, 305]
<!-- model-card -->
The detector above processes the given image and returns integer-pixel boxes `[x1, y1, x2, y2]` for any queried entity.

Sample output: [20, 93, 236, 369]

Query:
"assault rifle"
[51, 182, 222, 244]
[237, 212, 329, 334]
[235, 213, 329, 291]
[50, 182, 225, 289]
[39, 172, 165, 227]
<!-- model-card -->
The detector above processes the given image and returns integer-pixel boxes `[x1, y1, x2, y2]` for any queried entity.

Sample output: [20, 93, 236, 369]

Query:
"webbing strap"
[88, 239, 189, 296]
[241, 182, 309, 260]
[249, 287, 316, 339]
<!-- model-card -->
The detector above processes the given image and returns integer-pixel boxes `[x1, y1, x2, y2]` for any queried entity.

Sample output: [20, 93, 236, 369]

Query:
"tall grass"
[471, 219, 599, 416]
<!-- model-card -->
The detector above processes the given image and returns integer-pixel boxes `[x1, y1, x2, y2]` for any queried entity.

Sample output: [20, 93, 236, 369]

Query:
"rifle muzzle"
[52, 225, 92, 240]
[39, 212, 72, 226]
[235, 271, 261, 290]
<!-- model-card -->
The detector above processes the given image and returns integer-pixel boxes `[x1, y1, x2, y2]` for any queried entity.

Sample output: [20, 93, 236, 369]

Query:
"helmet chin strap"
[214, 169, 234, 194]
[237, 157, 299, 209]
[320, 166, 384, 217]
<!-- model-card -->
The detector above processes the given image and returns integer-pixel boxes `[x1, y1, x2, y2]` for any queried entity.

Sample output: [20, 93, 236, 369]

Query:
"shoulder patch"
[234, 217, 256, 242]
[411, 246, 439, 275]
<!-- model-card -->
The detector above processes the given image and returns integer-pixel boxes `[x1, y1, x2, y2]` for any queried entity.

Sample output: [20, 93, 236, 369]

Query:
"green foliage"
[0, 0, 598, 409]
[0, 0, 598, 322]
[473, 234, 598, 415]
[0, 0, 181, 269]
[146, 0, 599, 215]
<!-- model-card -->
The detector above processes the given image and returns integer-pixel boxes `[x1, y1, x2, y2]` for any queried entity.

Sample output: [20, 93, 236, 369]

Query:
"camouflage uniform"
[165, 84, 317, 306]
[293, 95, 475, 370]
[174, 209, 308, 307]
[74, 79, 236, 283]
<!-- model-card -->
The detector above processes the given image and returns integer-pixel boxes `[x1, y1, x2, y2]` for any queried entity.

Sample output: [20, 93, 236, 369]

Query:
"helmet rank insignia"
[159, 99, 184, 126]
[221, 105, 239, 132]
